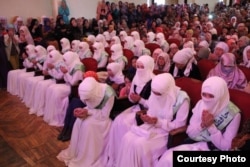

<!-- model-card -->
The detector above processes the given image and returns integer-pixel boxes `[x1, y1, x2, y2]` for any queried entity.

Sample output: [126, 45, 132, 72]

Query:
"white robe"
[57, 96, 114, 167]
[7, 69, 26, 95]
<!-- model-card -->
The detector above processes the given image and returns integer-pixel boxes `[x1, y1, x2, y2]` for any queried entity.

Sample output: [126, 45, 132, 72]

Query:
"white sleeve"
[97, 55, 108, 68]
[64, 70, 83, 86]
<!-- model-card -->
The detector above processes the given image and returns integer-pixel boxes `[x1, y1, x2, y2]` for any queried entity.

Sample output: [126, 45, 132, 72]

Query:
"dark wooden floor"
[0, 90, 69, 167]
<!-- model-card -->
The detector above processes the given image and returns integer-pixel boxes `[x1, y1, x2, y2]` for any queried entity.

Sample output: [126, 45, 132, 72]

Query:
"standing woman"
[104, 55, 155, 167]
[57, 77, 115, 166]
[58, 0, 70, 25]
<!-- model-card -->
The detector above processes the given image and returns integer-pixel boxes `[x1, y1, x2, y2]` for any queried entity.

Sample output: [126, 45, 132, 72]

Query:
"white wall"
[0, 0, 53, 24]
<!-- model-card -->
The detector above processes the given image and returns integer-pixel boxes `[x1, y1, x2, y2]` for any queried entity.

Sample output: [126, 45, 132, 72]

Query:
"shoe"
[61, 135, 71, 142]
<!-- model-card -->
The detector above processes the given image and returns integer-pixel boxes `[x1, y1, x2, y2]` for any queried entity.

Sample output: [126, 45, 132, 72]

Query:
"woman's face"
[157, 56, 165, 66]
[107, 69, 114, 77]
[136, 61, 144, 69]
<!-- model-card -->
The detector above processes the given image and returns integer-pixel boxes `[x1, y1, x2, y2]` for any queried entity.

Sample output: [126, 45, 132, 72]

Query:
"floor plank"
[0, 90, 69, 167]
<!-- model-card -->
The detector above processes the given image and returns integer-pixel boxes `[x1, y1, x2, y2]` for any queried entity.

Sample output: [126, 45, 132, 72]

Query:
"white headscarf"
[183, 41, 196, 55]
[199, 40, 209, 49]
[47, 50, 63, 64]
[193, 76, 229, 117]
[47, 45, 56, 53]
[131, 31, 140, 41]
[156, 32, 169, 52]
[242, 46, 250, 68]
[119, 31, 128, 42]
[19, 26, 34, 45]
[71, 40, 81, 53]
[173, 48, 196, 77]
[103, 31, 111, 41]
[110, 43, 123, 61]
[147, 32, 156, 43]
[147, 73, 180, 120]
[60, 38, 71, 54]
[215, 42, 229, 53]
[123, 36, 134, 50]
[78, 77, 106, 109]
[87, 35, 96, 44]
[96, 34, 109, 47]
[133, 55, 155, 87]
[25, 44, 36, 59]
[93, 42, 105, 61]
[63, 51, 82, 72]
[110, 36, 121, 46]
[107, 62, 124, 84]
[78, 42, 92, 59]
[35, 45, 47, 60]
[133, 39, 145, 57]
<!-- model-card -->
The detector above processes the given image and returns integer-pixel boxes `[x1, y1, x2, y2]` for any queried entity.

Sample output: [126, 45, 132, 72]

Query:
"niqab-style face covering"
[96, 34, 108, 47]
[60, 38, 71, 54]
[131, 31, 140, 41]
[110, 36, 121, 46]
[78, 42, 90, 58]
[71, 40, 80, 53]
[107, 62, 124, 84]
[200, 76, 229, 116]
[87, 35, 96, 44]
[78, 77, 106, 109]
[133, 39, 145, 57]
[156, 32, 165, 46]
[119, 31, 127, 42]
[123, 36, 134, 50]
[147, 73, 180, 120]
[110, 44, 123, 61]
[35, 45, 47, 60]
[133, 55, 155, 87]
[47, 50, 63, 64]
[93, 42, 105, 61]
[103, 31, 111, 41]
[147, 32, 155, 43]
[63, 51, 82, 71]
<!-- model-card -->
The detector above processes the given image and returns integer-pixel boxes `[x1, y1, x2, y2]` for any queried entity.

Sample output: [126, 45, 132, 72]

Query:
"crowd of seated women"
[1, 0, 250, 166]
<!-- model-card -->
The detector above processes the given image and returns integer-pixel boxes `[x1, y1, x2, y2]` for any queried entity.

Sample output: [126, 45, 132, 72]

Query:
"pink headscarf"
[207, 53, 247, 90]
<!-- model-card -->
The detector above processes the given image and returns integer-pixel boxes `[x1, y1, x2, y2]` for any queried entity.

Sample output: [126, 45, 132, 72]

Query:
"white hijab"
[46, 45, 56, 53]
[78, 77, 106, 109]
[173, 48, 196, 77]
[71, 40, 81, 53]
[123, 36, 134, 50]
[110, 36, 121, 46]
[131, 31, 140, 41]
[133, 39, 145, 57]
[147, 73, 180, 120]
[19, 25, 34, 45]
[119, 31, 128, 42]
[107, 62, 124, 84]
[78, 42, 92, 59]
[103, 31, 111, 41]
[35, 45, 47, 61]
[63, 51, 82, 72]
[47, 50, 63, 64]
[93, 42, 105, 61]
[133, 55, 155, 87]
[193, 76, 229, 117]
[96, 34, 109, 47]
[110, 43, 123, 61]
[60, 38, 71, 54]
[87, 35, 96, 44]
[147, 32, 156, 43]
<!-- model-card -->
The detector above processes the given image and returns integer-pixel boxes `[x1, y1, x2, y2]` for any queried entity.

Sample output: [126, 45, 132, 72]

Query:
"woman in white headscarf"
[154, 52, 171, 73]
[156, 32, 169, 53]
[71, 40, 80, 53]
[109, 36, 121, 47]
[86, 34, 96, 46]
[133, 39, 151, 57]
[146, 31, 156, 44]
[92, 42, 109, 68]
[109, 43, 127, 70]
[21, 45, 47, 105]
[60, 37, 71, 54]
[123, 36, 134, 51]
[29, 50, 64, 116]
[78, 41, 92, 60]
[119, 31, 128, 42]
[208, 42, 229, 63]
[156, 76, 241, 167]
[170, 48, 201, 80]
[57, 77, 115, 166]
[7, 44, 35, 95]
[106, 62, 125, 95]
[18, 25, 34, 45]
[43, 51, 84, 126]
[131, 31, 140, 41]
[103, 31, 111, 42]
[24, 45, 54, 109]
[103, 55, 155, 167]
[96, 34, 109, 47]
[117, 73, 190, 167]
[241, 46, 250, 68]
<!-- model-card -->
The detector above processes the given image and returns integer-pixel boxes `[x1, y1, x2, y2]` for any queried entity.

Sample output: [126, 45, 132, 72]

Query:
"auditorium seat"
[238, 65, 250, 82]
[145, 43, 161, 56]
[197, 59, 216, 81]
[123, 48, 134, 68]
[81, 58, 98, 72]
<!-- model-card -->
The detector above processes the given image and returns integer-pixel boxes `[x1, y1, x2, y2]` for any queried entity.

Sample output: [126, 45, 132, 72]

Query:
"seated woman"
[123, 36, 134, 51]
[133, 39, 151, 57]
[60, 37, 71, 54]
[109, 43, 127, 70]
[92, 42, 109, 69]
[57, 77, 116, 166]
[70, 39, 80, 54]
[103, 55, 155, 167]
[156, 32, 169, 53]
[106, 62, 125, 95]
[57, 71, 99, 142]
[154, 52, 171, 73]
[169, 48, 201, 80]
[78, 41, 92, 60]
[116, 73, 190, 167]
[43, 51, 84, 127]
[152, 48, 163, 63]
[207, 53, 247, 91]
[156, 76, 241, 167]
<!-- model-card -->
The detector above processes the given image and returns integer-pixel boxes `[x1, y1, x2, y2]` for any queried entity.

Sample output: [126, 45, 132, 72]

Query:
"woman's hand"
[130, 93, 141, 103]
[74, 108, 88, 119]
